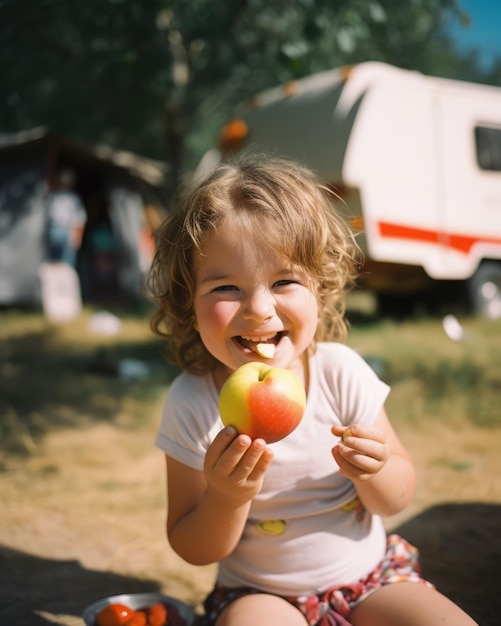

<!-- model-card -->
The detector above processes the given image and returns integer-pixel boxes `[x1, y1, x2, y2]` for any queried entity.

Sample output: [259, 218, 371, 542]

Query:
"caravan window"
[475, 126, 501, 171]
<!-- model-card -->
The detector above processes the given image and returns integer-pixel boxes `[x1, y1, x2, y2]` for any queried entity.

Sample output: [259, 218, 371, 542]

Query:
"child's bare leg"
[215, 593, 307, 626]
[350, 581, 478, 626]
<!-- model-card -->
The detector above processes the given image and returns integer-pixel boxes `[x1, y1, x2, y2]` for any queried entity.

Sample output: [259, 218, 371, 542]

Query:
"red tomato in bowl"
[123, 611, 147, 626]
[97, 603, 135, 626]
[147, 603, 167, 626]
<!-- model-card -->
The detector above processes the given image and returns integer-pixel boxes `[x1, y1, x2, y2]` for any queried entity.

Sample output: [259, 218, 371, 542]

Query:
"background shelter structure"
[0, 127, 169, 307]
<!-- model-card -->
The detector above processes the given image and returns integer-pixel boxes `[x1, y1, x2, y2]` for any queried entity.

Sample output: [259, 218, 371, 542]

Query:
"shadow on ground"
[393, 502, 501, 626]
[0, 546, 162, 625]
[0, 326, 180, 455]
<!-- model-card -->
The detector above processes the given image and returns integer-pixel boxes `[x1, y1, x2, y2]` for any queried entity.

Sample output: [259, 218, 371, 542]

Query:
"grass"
[1, 300, 500, 455]
[346, 311, 501, 429]
[0, 305, 180, 454]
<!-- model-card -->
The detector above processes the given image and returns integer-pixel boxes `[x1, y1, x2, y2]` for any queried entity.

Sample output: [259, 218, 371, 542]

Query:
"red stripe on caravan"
[377, 221, 501, 254]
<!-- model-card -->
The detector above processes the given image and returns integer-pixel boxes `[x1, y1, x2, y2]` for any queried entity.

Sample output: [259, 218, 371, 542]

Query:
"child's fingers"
[332, 444, 383, 479]
[236, 440, 274, 482]
[205, 426, 248, 474]
[332, 424, 387, 445]
[341, 436, 388, 462]
[206, 427, 273, 482]
[337, 444, 385, 471]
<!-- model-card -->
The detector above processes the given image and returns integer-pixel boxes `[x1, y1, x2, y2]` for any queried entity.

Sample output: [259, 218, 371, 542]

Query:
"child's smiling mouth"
[235, 332, 284, 358]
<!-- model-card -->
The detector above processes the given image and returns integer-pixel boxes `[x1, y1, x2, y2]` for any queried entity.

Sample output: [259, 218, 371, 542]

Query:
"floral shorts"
[201, 534, 434, 626]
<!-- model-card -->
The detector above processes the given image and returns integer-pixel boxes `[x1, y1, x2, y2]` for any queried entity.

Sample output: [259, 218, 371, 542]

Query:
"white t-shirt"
[47, 190, 86, 230]
[156, 342, 391, 595]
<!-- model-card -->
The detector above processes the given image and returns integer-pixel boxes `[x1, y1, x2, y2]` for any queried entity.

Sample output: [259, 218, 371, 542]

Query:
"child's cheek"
[199, 300, 238, 336]
[211, 301, 239, 329]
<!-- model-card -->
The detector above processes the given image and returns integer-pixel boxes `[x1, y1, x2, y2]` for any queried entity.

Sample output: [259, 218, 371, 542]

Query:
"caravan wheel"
[468, 262, 501, 319]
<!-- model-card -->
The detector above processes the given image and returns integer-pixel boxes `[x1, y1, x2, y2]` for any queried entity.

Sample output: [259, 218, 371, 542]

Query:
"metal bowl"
[82, 593, 195, 626]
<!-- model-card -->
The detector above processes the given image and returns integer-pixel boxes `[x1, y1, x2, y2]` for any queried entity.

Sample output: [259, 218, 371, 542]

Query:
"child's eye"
[212, 284, 238, 292]
[273, 279, 297, 288]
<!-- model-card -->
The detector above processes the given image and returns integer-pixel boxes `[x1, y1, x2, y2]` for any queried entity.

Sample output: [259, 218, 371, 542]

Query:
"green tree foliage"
[0, 0, 170, 157]
[0, 0, 498, 187]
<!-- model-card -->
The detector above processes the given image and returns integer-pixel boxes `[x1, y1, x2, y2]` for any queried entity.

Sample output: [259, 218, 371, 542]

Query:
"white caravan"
[210, 62, 501, 316]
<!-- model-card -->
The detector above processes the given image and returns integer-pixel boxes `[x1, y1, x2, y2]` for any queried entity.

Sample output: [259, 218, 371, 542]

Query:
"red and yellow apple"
[219, 362, 306, 443]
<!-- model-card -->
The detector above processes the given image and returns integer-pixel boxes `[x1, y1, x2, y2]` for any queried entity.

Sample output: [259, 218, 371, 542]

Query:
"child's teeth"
[256, 343, 275, 358]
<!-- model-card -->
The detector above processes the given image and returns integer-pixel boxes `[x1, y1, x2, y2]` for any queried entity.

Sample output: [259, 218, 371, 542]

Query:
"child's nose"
[242, 289, 275, 321]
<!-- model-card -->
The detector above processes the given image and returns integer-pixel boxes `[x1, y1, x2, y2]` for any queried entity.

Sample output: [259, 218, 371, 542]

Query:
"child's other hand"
[331, 424, 390, 482]
[204, 426, 274, 505]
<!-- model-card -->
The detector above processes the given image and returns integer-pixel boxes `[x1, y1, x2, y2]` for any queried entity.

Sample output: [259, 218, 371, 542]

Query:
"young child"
[149, 157, 477, 626]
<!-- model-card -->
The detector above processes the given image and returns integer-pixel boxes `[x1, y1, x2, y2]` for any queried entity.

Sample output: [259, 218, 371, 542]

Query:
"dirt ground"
[1, 309, 500, 626]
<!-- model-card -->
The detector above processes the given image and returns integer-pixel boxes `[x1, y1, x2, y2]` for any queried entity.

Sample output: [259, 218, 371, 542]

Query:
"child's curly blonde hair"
[148, 156, 363, 374]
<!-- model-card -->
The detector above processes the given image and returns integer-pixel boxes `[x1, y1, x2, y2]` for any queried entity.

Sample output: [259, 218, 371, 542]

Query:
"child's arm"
[331, 408, 416, 516]
[165, 425, 274, 565]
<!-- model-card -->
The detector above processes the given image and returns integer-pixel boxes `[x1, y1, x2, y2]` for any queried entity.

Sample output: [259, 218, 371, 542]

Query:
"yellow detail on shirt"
[255, 519, 287, 535]
[341, 495, 362, 511]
